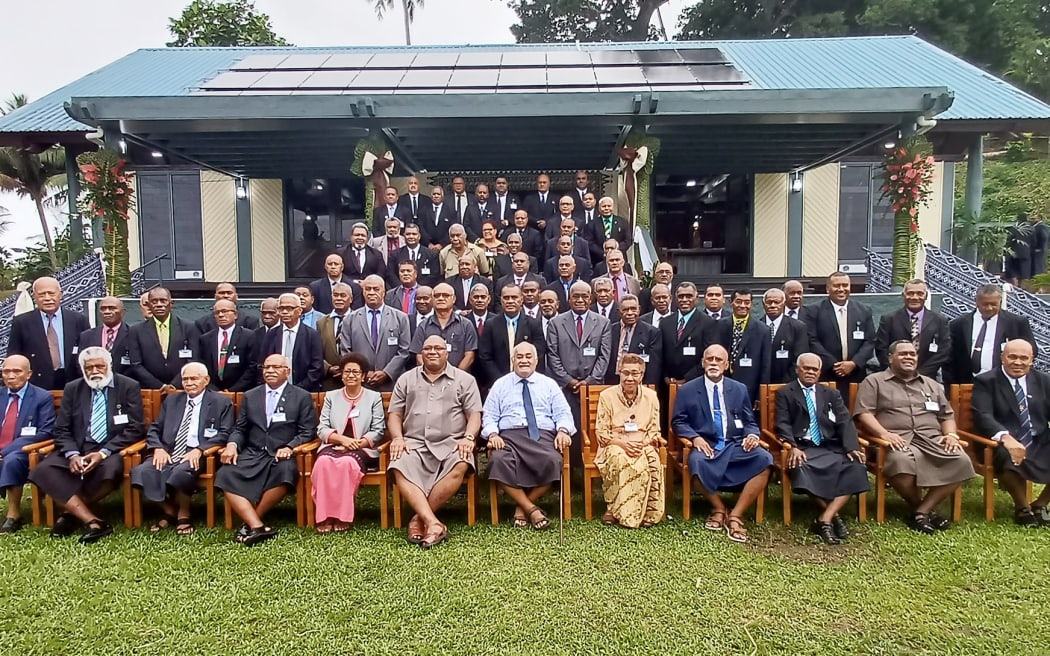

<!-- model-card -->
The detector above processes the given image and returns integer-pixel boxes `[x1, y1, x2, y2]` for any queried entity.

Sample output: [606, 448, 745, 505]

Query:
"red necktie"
[218, 330, 229, 377]
[477, 318, 484, 335]
[401, 288, 412, 314]
[677, 317, 685, 339]
[0, 394, 18, 449]
[105, 327, 116, 351]
[576, 315, 584, 341]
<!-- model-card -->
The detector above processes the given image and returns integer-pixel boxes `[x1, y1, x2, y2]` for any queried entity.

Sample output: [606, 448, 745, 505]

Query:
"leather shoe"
[243, 525, 277, 546]
[78, 520, 113, 544]
[926, 511, 951, 531]
[830, 514, 849, 540]
[50, 513, 78, 538]
[810, 520, 840, 545]
[0, 517, 23, 534]
[908, 513, 937, 535]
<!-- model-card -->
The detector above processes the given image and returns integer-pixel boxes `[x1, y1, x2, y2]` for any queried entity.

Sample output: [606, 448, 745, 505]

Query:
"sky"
[0, 0, 692, 254]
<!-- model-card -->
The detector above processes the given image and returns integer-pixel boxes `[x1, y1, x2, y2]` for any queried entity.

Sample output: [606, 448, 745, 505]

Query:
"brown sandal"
[406, 515, 425, 544]
[601, 512, 618, 526]
[420, 522, 448, 549]
[704, 510, 726, 531]
[725, 515, 748, 543]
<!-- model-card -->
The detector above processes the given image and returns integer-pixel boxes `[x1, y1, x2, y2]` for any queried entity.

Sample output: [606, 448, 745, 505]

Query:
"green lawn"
[1, 482, 1047, 656]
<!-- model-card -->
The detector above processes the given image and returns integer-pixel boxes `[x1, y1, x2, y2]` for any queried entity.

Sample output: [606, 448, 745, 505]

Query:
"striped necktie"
[173, 399, 195, 462]
[1015, 380, 1033, 446]
[90, 389, 108, 443]
[805, 387, 822, 445]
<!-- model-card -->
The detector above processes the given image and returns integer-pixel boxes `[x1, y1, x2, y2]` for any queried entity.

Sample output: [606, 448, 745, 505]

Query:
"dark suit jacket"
[419, 203, 459, 248]
[76, 323, 132, 378]
[545, 278, 579, 313]
[7, 309, 90, 390]
[145, 390, 233, 454]
[543, 255, 592, 284]
[261, 324, 325, 392]
[199, 326, 258, 393]
[491, 193, 522, 227]
[53, 374, 144, 456]
[672, 376, 759, 445]
[0, 383, 55, 457]
[585, 214, 633, 262]
[194, 313, 260, 336]
[494, 273, 545, 306]
[544, 235, 590, 263]
[128, 315, 200, 389]
[463, 201, 499, 241]
[371, 204, 413, 236]
[446, 275, 492, 311]
[713, 318, 770, 404]
[973, 368, 1050, 442]
[493, 254, 540, 281]
[603, 321, 662, 385]
[340, 245, 386, 282]
[229, 383, 317, 456]
[592, 303, 620, 325]
[774, 380, 858, 451]
[874, 307, 951, 378]
[946, 310, 1038, 385]
[477, 313, 546, 384]
[309, 276, 364, 315]
[766, 316, 810, 385]
[500, 226, 544, 262]
[806, 299, 876, 384]
[387, 246, 442, 288]
[593, 260, 634, 278]
[659, 311, 717, 382]
[397, 193, 426, 223]
[522, 192, 558, 232]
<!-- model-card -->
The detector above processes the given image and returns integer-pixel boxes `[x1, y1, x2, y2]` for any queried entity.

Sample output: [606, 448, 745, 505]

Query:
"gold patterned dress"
[594, 385, 665, 527]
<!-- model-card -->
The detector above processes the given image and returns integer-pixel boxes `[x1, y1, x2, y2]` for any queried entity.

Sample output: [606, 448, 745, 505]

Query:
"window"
[285, 177, 365, 279]
[137, 170, 204, 283]
[838, 163, 894, 264]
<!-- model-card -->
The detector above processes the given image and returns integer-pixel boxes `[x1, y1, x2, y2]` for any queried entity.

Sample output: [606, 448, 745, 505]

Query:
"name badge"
[739, 357, 752, 368]
[927, 342, 939, 353]
[178, 348, 193, 359]
[203, 428, 218, 438]
[113, 414, 129, 425]
[683, 346, 697, 356]
[387, 336, 399, 346]
[509, 201, 518, 210]
[923, 401, 939, 412]
[71, 345, 79, 355]
[775, 349, 789, 360]
[1000, 342, 1007, 352]
[227, 354, 241, 364]
[421, 266, 431, 275]
[734, 418, 744, 429]
[120, 355, 131, 365]
[485, 250, 495, 258]
[624, 421, 638, 433]
[583, 347, 596, 357]
[639, 354, 650, 363]
[21, 426, 37, 437]
[827, 409, 836, 422]
[349, 408, 360, 419]
[852, 330, 865, 340]
[271, 412, 287, 423]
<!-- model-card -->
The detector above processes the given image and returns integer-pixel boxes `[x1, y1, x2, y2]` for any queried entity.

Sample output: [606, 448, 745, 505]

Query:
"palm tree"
[0, 94, 66, 270]
[368, 0, 423, 46]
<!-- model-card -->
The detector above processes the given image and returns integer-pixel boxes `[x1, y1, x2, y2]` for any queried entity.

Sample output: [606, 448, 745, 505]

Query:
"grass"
[1, 481, 1048, 656]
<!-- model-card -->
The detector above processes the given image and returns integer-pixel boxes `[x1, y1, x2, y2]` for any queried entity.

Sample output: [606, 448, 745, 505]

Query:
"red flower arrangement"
[880, 137, 936, 286]
[76, 149, 135, 295]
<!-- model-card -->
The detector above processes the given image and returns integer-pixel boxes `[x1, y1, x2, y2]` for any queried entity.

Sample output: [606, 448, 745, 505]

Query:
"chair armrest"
[376, 442, 390, 453]
[201, 445, 223, 457]
[293, 439, 321, 455]
[38, 444, 56, 456]
[21, 439, 54, 453]
[121, 440, 149, 457]
[860, 433, 891, 449]
[678, 437, 694, 450]
[958, 429, 995, 449]
[760, 429, 789, 450]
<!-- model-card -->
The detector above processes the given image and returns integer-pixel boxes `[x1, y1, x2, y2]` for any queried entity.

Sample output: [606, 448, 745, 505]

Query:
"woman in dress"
[594, 353, 665, 528]
[475, 220, 507, 276]
[312, 352, 386, 532]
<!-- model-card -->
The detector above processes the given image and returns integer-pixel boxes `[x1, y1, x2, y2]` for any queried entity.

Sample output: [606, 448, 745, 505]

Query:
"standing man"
[544, 217, 590, 262]
[76, 296, 132, 378]
[660, 282, 715, 386]
[368, 216, 407, 266]
[500, 209, 544, 263]
[7, 276, 90, 391]
[592, 278, 620, 324]
[449, 176, 469, 225]
[494, 251, 544, 305]
[420, 186, 458, 251]
[261, 293, 324, 392]
[714, 290, 769, 405]
[341, 222, 386, 282]
[407, 286, 434, 337]
[293, 286, 326, 329]
[339, 275, 411, 392]
[439, 225, 491, 279]
[544, 236, 592, 284]
[762, 288, 809, 385]
[537, 290, 560, 340]
[807, 271, 876, 399]
[128, 286, 199, 393]
[544, 196, 579, 240]
[783, 280, 808, 322]
[310, 253, 363, 315]
[257, 298, 279, 338]
[639, 261, 675, 315]
[194, 282, 261, 334]
[587, 196, 633, 263]
[703, 285, 727, 321]
[385, 260, 421, 317]
[639, 283, 673, 328]
[598, 250, 641, 302]
[492, 175, 520, 228]
[523, 173, 557, 234]
[875, 279, 951, 378]
[604, 294, 662, 386]
[388, 223, 441, 288]
[397, 176, 424, 224]
[463, 182, 498, 241]
[0, 355, 56, 533]
[478, 284, 546, 384]
[446, 254, 492, 311]
[520, 281, 543, 320]
[409, 283, 478, 371]
[317, 282, 353, 392]
[570, 170, 591, 212]
[946, 283, 1037, 385]
[198, 300, 258, 393]
[574, 191, 599, 235]
[371, 186, 410, 236]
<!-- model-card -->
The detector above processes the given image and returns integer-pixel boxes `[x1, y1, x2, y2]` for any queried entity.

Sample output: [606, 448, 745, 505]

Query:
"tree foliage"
[508, 0, 666, 43]
[167, 0, 289, 47]
[368, 0, 425, 45]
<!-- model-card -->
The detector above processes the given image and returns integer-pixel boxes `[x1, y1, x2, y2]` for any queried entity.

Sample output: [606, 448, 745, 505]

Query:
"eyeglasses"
[342, 369, 363, 376]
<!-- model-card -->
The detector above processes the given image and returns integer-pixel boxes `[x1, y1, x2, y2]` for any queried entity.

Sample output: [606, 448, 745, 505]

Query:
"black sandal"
[926, 511, 952, 531]
[150, 515, 176, 533]
[908, 513, 937, 535]
[243, 525, 277, 546]
[176, 518, 195, 536]
[1015, 506, 1040, 527]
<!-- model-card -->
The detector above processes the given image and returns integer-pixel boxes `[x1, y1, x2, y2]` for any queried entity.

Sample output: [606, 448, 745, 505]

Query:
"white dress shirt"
[971, 311, 1000, 374]
[703, 376, 728, 437]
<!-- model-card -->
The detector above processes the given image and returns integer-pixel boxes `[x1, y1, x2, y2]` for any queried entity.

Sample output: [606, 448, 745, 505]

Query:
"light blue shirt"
[482, 371, 576, 438]
[301, 309, 325, 329]
[676, 309, 695, 327]
[39, 309, 65, 368]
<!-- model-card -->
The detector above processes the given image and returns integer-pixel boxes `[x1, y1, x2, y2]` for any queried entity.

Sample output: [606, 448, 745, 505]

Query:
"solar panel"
[456, 52, 500, 67]
[398, 68, 453, 89]
[300, 70, 360, 89]
[497, 67, 544, 88]
[411, 52, 460, 68]
[320, 53, 374, 69]
[546, 51, 593, 67]
[200, 71, 268, 90]
[690, 64, 749, 84]
[231, 55, 291, 71]
[642, 65, 699, 86]
[367, 53, 418, 68]
[448, 67, 499, 88]
[275, 54, 333, 69]
[351, 68, 405, 88]
[593, 67, 647, 88]
[590, 50, 641, 66]
[547, 66, 597, 87]
[637, 50, 682, 65]
[499, 51, 547, 67]
[676, 49, 729, 65]
[251, 70, 313, 89]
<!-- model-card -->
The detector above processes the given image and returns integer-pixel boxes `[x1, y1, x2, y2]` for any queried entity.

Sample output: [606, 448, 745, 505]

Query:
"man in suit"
[573, 191, 599, 237]
[478, 284, 546, 385]
[545, 256, 580, 313]
[407, 286, 434, 338]
[199, 300, 258, 393]
[494, 251, 544, 307]
[762, 288, 809, 385]
[194, 283, 261, 335]
[420, 186, 458, 251]
[501, 209, 545, 263]
[342, 222, 386, 282]
[592, 278, 620, 323]
[388, 223, 441, 289]
[544, 217, 590, 263]
[783, 280, 809, 322]
[604, 294, 661, 386]
[339, 275, 412, 392]
[397, 176, 424, 224]
[545, 281, 612, 467]
[703, 285, 727, 321]
[0, 355, 56, 532]
[492, 176, 521, 229]
[639, 261, 675, 315]
[448, 176, 469, 225]
[446, 254, 492, 312]
[493, 235, 538, 282]
[523, 173, 557, 234]
[593, 239, 635, 278]
[543, 236, 592, 283]
[131, 362, 233, 534]
[217, 353, 317, 546]
[371, 185, 411, 236]
[807, 272, 876, 399]
[369, 216, 407, 266]
[316, 283, 353, 392]
[973, 339, 1050, 524]
[537, 290, 560, 340]
[660, 282, 717, 386]
[7, 276, 90, 391]
[463, 183, 499, 242]
[639, 283, 674, 329]
[261, 293, 324, 392]
[543, 196, 579, 240]
[465, 284, 498, 388]
[586, 197, 633, 263]
[672, 345, 773, 544]
[75, 296, 132, 378]
[258, 298, 279, 334]
[569, 170, 592, 213]
[128, 286, 199, 393]
[521, 280, 543, 321]
[293, 286, 326, 330]
[28, 347, 144, 543]
[875, 279, 951, 379]
[408, 283, 478, 371]
[946, 283, 1038, 385]
[310, 253, 364, 315]
[713, 290, 770, 405]
[386, 260, 422, 316]
[598, 249, 641, 302]
[774, 353, 868, 544]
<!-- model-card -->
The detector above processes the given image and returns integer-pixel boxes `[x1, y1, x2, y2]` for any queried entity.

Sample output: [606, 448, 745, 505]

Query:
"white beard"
[86, 372, 113, 391]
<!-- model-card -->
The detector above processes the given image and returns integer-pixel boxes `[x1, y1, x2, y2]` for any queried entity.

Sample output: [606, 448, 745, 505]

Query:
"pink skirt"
[311, 450, 365, 524]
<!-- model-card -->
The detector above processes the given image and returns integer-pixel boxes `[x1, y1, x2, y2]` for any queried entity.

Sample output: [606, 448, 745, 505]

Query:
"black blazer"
[545, 278, 579, 314]
[194, 312, 260, 336]
[260, 324, 325, 392]
[544, 235, 591, 263]
[229, 383, 317, 456]
[199, 326, 259, 393]
[75, 323, 132, 378]
[874, 307, 951, 378]
[500, 226, 545, 262]
[340, 245, 386, 282]
[659, 311, 717, 382]
[491, 192, 522, 227]
[522, 191, 558, 232]
[603, 321, 662, 385]
[543, 255, 592, 284]
[7, 309, 90, 390]
[773, 380, 859, 452]
[766, 316, 810, 385]
[446, 275, 492, 311]
[387, 246, 442, 288]
[584, 214, 633, 262]
[418, 203, 459, 248]
[493, 273, 545, 307]
[128, 315, 200, 389]
[53, 374, 144, 456]
[712, 318, 770, 404]
[309, 275, 364, 315]
[493, 254, 540, 281]
[477, 313, 547, 384]
[371, 204, 413, 236]
[592, 303, 621, 325]
[973, 368, 1050, 442]
[145, 389, 233, 454]
[463, 201, 499, 241]
[593, 261, 634, 278]
[397, 193, 425, 223]
[946, 310, 1038, 385]
[806, 299, 876, 384]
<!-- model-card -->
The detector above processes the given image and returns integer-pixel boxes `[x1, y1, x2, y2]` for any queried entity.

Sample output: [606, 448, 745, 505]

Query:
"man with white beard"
[28, 346, 145, 543]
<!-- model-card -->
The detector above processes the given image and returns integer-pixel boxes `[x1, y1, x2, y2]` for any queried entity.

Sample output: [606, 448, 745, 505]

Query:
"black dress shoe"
[0, 517, 23, 533]
[927, 511, 951, 531]
[830, 514, 849, 540]
[1015, 507, 1040, 527]
[908, 513, 937, 535]
[810, 520, 840, 545]
[78, 520, 113, 544]
[50, 513, 78, 538]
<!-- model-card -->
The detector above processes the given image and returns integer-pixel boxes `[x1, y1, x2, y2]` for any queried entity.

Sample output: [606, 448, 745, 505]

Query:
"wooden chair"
[757, 383, 866, 525]
[25, 391, 62, 526]
[123, 442, 225, 528]
[488, 446, 569, 525]
[578, 384, 666, 521]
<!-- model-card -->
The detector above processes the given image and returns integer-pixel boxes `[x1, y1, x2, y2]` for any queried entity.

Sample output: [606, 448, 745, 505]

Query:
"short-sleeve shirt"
[389, 365, 483, 446]
[853, 370, 952, 441]
[408, 313, 478, 366]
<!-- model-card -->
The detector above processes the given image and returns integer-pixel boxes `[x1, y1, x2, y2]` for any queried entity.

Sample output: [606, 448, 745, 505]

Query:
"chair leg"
[205, 481, 215, 529]
[45, 496, 55, 527]
[489, 479, 499, 525]
[984, 447, 995, 521]
[122, 473, 134, 528]
[952, 485, 963, 522]
[466, 474, 476, 527]
[393, 486, 402, 529]
[30, 483, 42, 526]
[682, 467, 691, 521]
[875, 449, 886, 523]
[379, 479, 389, 529]
[781, 468, 792, 526]
[133, 487, 143, 528]
[857, 491, 867, 522]
[562, 470, 572, 521]
[583, 473, 593, 521]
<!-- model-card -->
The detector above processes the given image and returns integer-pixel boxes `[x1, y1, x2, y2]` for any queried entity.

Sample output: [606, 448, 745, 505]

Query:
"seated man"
[483, 342, 574, 530]
[973, 339, 1050, 525]
[671, 345, 772, 544]
[388, 335, 483, 549]
[27, 347, 144, 543]
[774, 353, 869, 545]
[854, 340, 975, 534]
[0, 355, 56, 533]
[131, 362, 233, 535]
[216, 354, 317, 546]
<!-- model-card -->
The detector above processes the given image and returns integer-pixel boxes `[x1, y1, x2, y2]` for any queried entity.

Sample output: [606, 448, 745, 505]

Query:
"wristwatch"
[464, 434, 476, 442]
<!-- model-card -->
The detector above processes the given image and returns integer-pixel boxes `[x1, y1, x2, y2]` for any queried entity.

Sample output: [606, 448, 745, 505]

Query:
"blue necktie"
[521, 379, 540, 441]
[1015, 380, 1033, 447]
[712, 384, 725, 452]
[90, 389, 107, 443]
[370, 310, 380, 347]
[805, 387, 822, 445]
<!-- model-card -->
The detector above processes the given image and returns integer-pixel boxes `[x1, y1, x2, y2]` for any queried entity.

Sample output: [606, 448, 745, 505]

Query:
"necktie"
[677, 316, 685, 340]
[910, 313, 921, 348]
[805, 387, 822, 445]
[357, 248, 365, 272]
[333, 315, 343, 338]
[157, 320, 169, 359]
[540, 192, 546, 205]
[971, 318, 989, 373]
[477, 317, 484, 335]
[521, 379, 540, 441]
[105, 327, 116, 351]
[498, 196, 505, 218]
[731, 318, 744, 362]
[370, 310, 380, 347]
[616, 326, 632, 375]
[586, 210, 592, 224]
[788, 309, 797, 319]
[515, 277, 523, 287]
[46, 314, 61, 369]
[90, 389, 107, 443]
[712, 384, 725, 451]
[266, 389, 278, 424]
[1015, 380, 1033, 446]
[0, 393, 18, 449]
[768, 318, 776, 343]
[576, 315, 584, 341]
[433, 205, 441, 225]
[507, 318, 516, 362]
[173, 399, 195, 462]
[401, 289, 412, 314]
[284, 329, 295, 380]
[837, 307, 849, 359]
[411, 196, 417, 216]
[456, 195, 463, 217]
[600, 307, 607, 318]
[388, 205, 396, 218]
[218, 330, 229, 377]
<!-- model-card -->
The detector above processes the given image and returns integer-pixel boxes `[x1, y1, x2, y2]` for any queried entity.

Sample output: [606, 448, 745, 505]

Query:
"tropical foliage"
[880, 137, 935, 286]
[77, 149, 135, 296]
[368, 0, 425, 45]
[167, 0, 289, 47]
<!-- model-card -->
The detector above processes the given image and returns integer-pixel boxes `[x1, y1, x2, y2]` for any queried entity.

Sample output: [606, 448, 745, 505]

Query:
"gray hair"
[78, 346, 112, 370]
[976, 284, 1002, 298]
[362, 274, 386, 290]
[332, 282, 353, 295]
[763, 288, 785, 302]
[570, 281, 592, 296]
[351, 222, 369, 234]
[794, 352, 820, 367]
[592, 278, 613, 292]
[599, 196, 614, 205]
[181, 362, 208, 378]
[470, 283, 490, 296]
